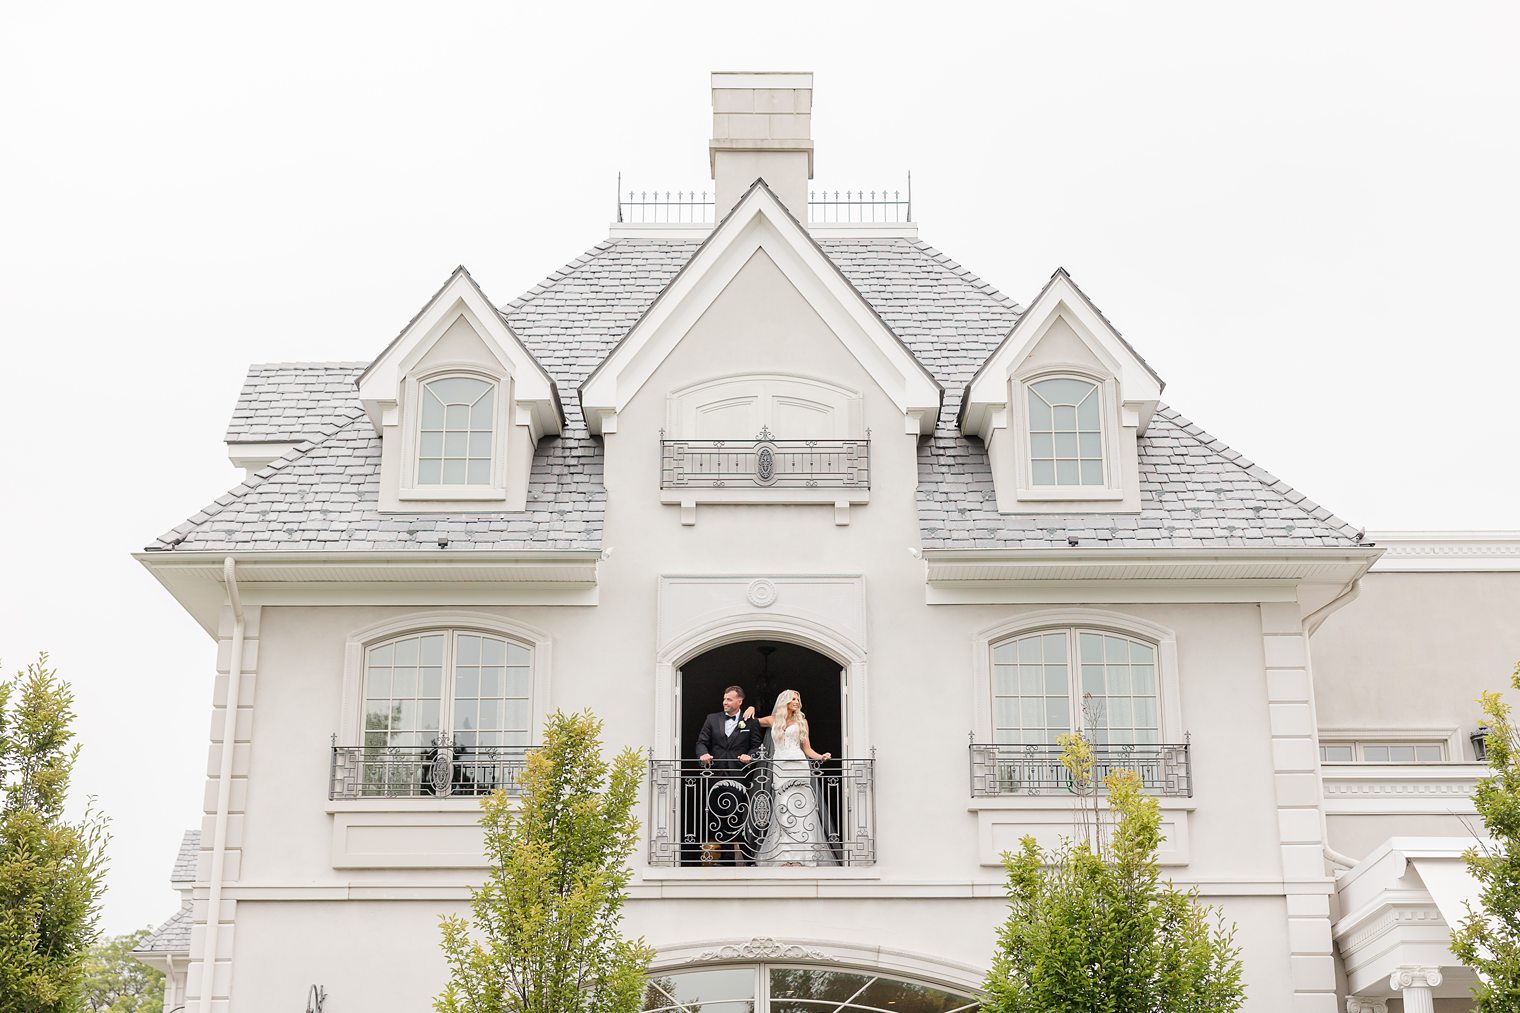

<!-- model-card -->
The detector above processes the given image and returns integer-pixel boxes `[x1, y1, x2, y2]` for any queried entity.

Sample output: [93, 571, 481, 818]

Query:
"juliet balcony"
[659, 431, 872, 523]
[647, 752, 877, 868]
[967, 740, 1193, 798]
[329, 739, 531, 800]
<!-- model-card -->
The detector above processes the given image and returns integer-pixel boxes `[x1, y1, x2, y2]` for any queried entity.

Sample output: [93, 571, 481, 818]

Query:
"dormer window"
[1028, 377, 1104, 487]
[418, 376, 496, 486]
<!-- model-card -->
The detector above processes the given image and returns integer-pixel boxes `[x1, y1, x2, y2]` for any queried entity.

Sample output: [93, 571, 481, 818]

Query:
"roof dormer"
[960, 269, 1163, 514]
[358, 267, 563, 512]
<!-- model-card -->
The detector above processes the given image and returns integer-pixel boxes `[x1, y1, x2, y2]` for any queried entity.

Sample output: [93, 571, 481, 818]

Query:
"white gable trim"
[581, 181, 941, 436]
[961, 269, 1161, 441]
[358, 267, 562, 439]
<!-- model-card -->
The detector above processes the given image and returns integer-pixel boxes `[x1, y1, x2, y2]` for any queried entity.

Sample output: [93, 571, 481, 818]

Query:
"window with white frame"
[1026, 377, 1104, 487]
[991, 629, 1160, 745]
[417, 376, 496, 486]
[1319, 739, 1446, 764]
[363, 630, 531, 750]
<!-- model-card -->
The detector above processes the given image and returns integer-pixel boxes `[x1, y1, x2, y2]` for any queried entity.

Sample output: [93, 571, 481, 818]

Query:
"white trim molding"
[357, 265, 562, 440]
[1367, 530, 1520, 571]
[1320, 762, 1482, 815]
[961, 268, 1162, 442]
[581, 181, 941, 437]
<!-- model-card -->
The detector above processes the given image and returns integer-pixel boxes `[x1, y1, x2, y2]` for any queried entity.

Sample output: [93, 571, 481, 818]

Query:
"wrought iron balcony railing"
[329, 740, 532, 800]
[968, 741, 1192, 798]
[661, 431, 870, 490]
[648, 751, 876, 867]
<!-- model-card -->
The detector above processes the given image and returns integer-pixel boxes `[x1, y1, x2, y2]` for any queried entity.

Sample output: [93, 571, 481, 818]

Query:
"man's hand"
[700, 753, 713, 765]
[738, 754, 753, 764]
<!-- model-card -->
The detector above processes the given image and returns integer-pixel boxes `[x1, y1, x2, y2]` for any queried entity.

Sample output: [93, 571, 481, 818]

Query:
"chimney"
[710, 71, 813, 221]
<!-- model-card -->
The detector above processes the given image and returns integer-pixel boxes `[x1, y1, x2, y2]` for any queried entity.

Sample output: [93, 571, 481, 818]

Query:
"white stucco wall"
[188, 249, 1338, 1011]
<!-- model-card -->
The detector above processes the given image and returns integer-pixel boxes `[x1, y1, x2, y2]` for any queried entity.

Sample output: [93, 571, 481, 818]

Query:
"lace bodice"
[771, 721, 806, 760]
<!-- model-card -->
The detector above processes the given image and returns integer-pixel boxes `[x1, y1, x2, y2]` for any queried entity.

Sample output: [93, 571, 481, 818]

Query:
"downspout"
[1303, 576, 1365, 871]
[198, 558, 244, 1013]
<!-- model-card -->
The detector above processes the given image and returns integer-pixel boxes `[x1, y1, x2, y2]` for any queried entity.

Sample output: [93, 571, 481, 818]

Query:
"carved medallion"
[746, 579, 778, 608]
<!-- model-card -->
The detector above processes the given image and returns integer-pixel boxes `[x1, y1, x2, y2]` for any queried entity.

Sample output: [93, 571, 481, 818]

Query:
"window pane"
[1416, 744, 1444, 762]
[445, 404, 469, 430]
[1053, 405, 1077, 431]
[657, 968, 755, 1006]
[1028, 397, 1053, 431]
[1031, 460, 1055, 485]
[442, 459, 466, 484]
[1016, 636, 1042, 663]
[429, 377, 489, 404]
[1055, 460, 1078, 485]
[470, 390, 495, 428]
[1388, 745, 1416, 762]
[1079, 460, 1104, 485]
[504, 668, 530, 697]
[1321, 744, 1354, 762]
[1079, 433, 1102, 458]
[1363, 746, 1389, 762]
[769, 969, 874, 1004]
[1054, 433, 1078, 457]
[1042, 633, 1067, 662]
[421, 392, 445, 428]
[1079, 632, 1103, 663]
[466, 459, 491, 485]
[458, 636, 481, 665]
[1076, 391, 1100, 429]
[444, 432, 468, 458]
[1030, 433, 1053, 458]
[417, 459, 442, 484]
[419, 432, 443, 458]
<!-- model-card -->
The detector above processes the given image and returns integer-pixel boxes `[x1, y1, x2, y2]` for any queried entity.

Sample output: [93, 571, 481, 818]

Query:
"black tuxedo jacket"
[695, 711, 763, 766]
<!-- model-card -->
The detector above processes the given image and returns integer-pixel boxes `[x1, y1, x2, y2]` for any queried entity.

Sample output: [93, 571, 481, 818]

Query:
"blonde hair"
[769, 690, 807, 751]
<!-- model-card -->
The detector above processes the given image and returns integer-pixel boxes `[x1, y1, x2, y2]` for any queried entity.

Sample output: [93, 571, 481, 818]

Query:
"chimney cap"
[710, 71, 814, 91]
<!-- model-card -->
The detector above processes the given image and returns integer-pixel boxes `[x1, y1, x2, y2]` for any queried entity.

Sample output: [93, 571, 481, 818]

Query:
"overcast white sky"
[2, 1, 1517, 935]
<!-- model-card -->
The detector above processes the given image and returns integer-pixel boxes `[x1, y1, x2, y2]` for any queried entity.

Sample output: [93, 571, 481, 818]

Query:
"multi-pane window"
[1320, 740, 1446, 763]
[1027, 377, 1103, 486]
[992, 629, 1159, 745]
[641, 966, 976, 1013]
[363, 631, 531, 750]
[418, 376, 495, 486]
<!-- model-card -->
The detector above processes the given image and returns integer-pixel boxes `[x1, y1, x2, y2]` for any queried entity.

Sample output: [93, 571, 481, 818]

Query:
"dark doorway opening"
[679, 640, 843, 760]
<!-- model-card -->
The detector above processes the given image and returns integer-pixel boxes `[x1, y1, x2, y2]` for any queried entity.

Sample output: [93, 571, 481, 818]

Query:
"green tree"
[1452, 662, 1520, 1011]
[0, 653, 111, 1012]
[984, 735, 1245, 1013]
[78, 928, 165, 1013]
[435, 710, 653, 1013]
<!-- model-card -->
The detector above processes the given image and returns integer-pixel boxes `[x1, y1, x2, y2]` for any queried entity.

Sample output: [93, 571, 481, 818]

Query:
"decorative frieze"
[696, 937, 841, 962]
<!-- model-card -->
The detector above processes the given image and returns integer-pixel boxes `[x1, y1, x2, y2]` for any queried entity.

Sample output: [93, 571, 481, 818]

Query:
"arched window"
[363, 630, 531, 750]
[991, 628, 1159, 745]
[1026, 377, 1103, 486]
[643, 965, 977, 1013]
[418, 376, 495, 486]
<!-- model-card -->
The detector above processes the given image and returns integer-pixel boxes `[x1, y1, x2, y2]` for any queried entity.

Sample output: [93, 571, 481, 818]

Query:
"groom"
[694, 685, 764, 865]
[696, 684, 763, 770]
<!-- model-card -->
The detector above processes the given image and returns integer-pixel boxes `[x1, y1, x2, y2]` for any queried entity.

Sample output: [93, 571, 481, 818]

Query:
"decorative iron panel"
[648, 751, 876, 867]
[968, 741, 1192, 798]
[661, 435, 870, 489]
[329, 741, 532, 800]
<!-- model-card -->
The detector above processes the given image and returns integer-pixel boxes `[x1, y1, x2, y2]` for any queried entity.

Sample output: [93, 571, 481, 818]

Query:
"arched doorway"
[678, 640, 845, 760]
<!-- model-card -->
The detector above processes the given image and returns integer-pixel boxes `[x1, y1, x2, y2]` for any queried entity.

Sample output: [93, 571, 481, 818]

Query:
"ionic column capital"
[1389, 965, 1443, 991]
[1345, 998, 1387, 1013]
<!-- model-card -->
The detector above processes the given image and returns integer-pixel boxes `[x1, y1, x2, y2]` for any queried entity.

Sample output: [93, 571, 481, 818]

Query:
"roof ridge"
[500, 240, 619, 313]
[151, 406, 370, 550]
[1153, 404, 1362, 540]
[909, 239, 1024, 314]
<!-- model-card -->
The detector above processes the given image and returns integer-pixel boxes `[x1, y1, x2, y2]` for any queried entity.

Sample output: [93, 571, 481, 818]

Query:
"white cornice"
[1367, 531, 1520, 572]
[135, 550, 601, 636]
[922, 546, 1380, 594]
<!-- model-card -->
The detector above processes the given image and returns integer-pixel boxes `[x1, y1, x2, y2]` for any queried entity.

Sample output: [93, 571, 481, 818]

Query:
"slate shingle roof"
[135, 903, 192, 954]
[150, 235, 1360, 552]
[225, 363, 368, 444]
[171, 828, 200, 884]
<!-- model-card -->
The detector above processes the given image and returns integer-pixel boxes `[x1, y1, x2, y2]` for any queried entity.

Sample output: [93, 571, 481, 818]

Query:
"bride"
[743, 690, 838, 867]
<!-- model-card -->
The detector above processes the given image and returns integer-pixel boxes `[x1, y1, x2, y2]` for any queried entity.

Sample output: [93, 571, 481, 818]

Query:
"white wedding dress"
[752, 723, 838, 867]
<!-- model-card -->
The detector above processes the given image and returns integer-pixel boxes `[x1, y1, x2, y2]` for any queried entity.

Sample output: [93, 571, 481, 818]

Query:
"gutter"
[198, 558, 244, 1013]
[1301, 576, 1366, 872]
